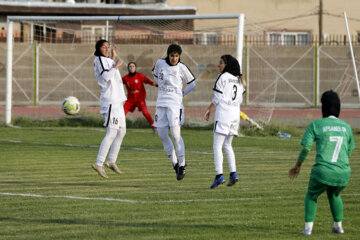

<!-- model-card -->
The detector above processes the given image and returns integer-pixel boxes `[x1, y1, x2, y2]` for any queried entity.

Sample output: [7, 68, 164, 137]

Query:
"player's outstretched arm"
[142, 74, 158, 87]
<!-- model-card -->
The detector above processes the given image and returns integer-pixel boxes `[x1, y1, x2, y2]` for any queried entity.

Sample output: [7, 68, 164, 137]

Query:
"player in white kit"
[204, 55, 245, 188]
[152, 44, 196, 180]
[92, 39, 127, 178]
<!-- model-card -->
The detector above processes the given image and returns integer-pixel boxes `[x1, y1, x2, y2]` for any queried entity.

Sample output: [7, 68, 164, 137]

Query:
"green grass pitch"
[0, 127, 359, 239]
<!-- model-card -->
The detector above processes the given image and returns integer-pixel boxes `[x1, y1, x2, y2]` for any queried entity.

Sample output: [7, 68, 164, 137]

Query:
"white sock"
[223, 135, 236, 173]
[305, 222, 313, 230]
[157, 127, 177, 166]
[213, 132, 226, 175]
[96, 127, 117, 165]
[334, 221, 342, 229]
[170, 125, 185, 166]
[107, 127, 126, 163]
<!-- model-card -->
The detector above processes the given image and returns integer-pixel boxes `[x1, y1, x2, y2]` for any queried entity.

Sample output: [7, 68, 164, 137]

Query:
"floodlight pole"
[319, 0, 323, 45]
[344, 12, 360, 103]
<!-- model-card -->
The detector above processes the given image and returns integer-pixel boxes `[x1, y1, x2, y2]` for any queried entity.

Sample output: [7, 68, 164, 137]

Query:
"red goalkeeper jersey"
[122, 72, 155, 102]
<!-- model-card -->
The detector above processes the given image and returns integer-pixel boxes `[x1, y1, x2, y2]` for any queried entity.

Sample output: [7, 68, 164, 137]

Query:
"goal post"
[5, 14, 245, 125]
[344, 11, 360, 103]
[5, 19, 13, 125]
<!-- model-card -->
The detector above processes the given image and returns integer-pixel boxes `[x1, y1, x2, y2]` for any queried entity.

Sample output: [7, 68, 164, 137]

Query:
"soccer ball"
[62, 96, 80, 115]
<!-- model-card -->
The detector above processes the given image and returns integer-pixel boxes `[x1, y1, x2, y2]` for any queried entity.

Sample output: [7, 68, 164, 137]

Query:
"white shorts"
[154, 106, 184, 128]
[214, 120, 239, 136]
[102, 103, 126, 129]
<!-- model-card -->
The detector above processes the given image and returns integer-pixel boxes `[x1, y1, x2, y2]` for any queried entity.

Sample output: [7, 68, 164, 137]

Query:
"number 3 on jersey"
[330, 136, 343, 162]
[232, 85, 238, 101]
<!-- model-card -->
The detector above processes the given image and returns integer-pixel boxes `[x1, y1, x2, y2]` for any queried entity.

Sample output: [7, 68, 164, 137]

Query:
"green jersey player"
[288, 90, 355, 236]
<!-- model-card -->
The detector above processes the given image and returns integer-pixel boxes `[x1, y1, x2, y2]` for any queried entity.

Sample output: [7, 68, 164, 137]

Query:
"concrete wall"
[168, 0, 360, 37]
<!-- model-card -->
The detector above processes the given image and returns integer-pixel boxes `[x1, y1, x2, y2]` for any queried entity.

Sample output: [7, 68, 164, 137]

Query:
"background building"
[0, 0, 195, 43]
[3, 0, 360, 45]
[1, 0, 359, 126]
[167, 0, 360, 46]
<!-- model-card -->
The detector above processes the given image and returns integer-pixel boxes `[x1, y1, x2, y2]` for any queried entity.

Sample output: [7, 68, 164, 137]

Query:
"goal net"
[3, 14, 245, 125]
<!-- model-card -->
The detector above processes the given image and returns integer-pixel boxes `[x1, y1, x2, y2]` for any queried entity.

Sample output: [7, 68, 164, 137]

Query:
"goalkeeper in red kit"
[122, 62, 158, 131]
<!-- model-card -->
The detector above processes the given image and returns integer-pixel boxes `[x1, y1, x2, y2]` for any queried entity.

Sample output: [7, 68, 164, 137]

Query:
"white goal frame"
[5, 14, 245, 125]
[344, 12, 360, 103]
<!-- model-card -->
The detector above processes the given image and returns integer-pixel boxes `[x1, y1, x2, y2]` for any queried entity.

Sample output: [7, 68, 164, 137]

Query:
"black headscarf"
[127, 62, 137, 76]
[94, 39, 108, 57]
[221, 54, 242, 77]
[321, 90, 340, 118]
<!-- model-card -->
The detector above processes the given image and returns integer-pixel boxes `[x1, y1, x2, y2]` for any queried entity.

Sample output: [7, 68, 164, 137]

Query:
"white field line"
[1, 139, 298, 155]
[0, 192, 136, 203]
[1, 192, 359, 204]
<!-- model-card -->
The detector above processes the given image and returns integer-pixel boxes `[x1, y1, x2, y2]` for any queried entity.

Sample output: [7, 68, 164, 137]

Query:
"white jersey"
[94, 56, 127, 108]
[153, 58, 195, 108]
[212, 72, 245, 126]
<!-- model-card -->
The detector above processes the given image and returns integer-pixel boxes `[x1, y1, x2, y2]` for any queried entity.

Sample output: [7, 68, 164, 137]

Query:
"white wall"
[167, 0, 360, 36]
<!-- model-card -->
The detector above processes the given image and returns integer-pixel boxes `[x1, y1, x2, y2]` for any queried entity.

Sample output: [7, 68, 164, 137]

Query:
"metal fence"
[0, 43, 359, 108]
